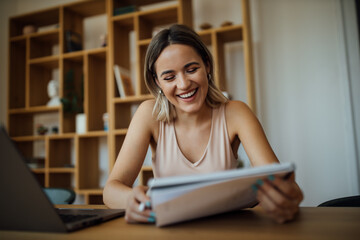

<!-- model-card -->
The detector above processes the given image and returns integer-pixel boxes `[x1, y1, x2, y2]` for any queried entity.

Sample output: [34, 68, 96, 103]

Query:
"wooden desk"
[1, 206, 359, 240]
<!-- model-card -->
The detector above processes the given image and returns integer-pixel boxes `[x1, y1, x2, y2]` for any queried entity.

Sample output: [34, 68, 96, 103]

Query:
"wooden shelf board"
[48, 133, 76, 139]
[138, 39, 151, 46]
[12, 135, 46, 141]
[114, 129, 128, 135]
[29, 55, 59, 68]
[87, 47, 107, 58]
[216, 25, 243, 42]
[10, 35, 27, 42]
[63, 51, 84, 61]
[31, 168, 46, 174]
[113, 94, 153, 104]
[77, 131, 108, 138]
[9, 106, 61, 114]
[48, 168, 75, 173]
[29, 28, 59, 40]
[197, 25, 244, 43]
[112, 12, 135, 25]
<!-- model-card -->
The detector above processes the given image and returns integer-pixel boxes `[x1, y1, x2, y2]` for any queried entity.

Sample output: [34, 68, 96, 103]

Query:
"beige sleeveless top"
[152, 104, 238, 178]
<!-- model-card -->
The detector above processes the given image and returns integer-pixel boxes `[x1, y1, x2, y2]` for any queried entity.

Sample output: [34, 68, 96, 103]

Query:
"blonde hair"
[145, 24, 227, 122]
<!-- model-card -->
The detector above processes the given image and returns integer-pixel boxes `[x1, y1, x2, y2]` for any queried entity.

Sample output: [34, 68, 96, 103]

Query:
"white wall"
[250, 0, 360, 206]
[0, 0, 359, 206]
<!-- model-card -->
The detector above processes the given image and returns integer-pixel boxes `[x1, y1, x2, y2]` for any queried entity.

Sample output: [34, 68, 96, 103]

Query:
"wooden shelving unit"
[7, 0, 254, 204]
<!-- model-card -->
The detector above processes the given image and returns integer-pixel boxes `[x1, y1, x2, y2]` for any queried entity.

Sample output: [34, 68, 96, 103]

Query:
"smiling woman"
[103, 24, 303, 225]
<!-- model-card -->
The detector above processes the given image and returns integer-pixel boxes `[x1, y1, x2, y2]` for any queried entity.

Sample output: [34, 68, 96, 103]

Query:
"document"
[148, 162, 295, 227]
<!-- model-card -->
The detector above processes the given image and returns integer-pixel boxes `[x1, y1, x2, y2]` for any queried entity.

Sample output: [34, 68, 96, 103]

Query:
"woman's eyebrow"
[160, 70, 174, 77]
[184, 62, 200, 68]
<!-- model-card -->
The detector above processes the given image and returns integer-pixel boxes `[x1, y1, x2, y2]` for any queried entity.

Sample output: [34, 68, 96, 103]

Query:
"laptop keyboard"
[59, 214, 97, 223]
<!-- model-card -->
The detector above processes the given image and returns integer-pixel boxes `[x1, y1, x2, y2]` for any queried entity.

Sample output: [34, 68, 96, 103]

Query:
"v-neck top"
[152, 104, 238, 178]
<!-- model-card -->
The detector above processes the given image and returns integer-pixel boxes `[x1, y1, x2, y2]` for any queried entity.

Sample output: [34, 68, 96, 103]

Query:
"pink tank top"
[152, 104, 238, 178]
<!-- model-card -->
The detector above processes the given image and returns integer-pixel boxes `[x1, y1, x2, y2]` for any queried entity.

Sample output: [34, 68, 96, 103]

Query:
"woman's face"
[155, 44, 209, 115]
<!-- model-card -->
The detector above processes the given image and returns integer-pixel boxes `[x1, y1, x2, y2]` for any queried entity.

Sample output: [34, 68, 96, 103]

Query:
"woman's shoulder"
[224, 100, 257, 128]
[136, 99, 157, 122]
[224, 100, 252, 114]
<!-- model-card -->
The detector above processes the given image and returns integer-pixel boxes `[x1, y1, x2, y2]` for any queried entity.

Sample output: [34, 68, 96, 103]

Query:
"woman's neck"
[174, 104, 212, 128]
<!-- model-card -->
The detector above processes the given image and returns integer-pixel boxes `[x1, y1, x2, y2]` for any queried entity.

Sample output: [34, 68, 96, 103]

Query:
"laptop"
[0, 125, 125, 232]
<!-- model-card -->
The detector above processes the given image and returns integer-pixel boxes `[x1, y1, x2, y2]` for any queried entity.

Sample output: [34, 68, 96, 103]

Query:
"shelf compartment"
[13, 138, 46, 170]
[113, 14, 135, 98]
[62, 57, 85, 133]
[48, 136, 75, 168]
[87, 51, 107, 132]
[8, 110, 60, 137]
[9, 7, 59, 37]
[137, 5, 178, 41]
[63, 0, 107, 53]
[9, 39, 26, 109]
[214, 25, 243, 92]
[77, 135, 108, 190]
[49, 172, 74, 188]
[29, 29, 59, 59]
[29, 58, 59, 107]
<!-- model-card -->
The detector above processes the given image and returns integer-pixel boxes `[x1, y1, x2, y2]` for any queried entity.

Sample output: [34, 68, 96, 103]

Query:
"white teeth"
[179, 89, 196, 98]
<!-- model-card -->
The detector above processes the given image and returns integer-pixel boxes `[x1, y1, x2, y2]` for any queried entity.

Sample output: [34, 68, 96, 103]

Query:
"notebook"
[0, 125, 125, 232]
[148, 162, 295, 226]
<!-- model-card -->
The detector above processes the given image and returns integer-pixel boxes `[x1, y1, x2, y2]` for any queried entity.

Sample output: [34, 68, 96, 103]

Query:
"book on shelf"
[113, 5, 137, 16]
[147, 162, 295, 227]
[65, 30, 82, 52]
[113, 65, 134, 98]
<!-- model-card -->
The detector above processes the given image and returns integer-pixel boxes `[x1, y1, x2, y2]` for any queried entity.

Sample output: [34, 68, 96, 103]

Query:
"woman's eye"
[187, 67, 199, 73]
[164, 75, 175, 81]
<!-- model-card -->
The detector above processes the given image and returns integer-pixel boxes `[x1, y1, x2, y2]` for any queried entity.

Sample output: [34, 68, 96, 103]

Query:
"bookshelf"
[7, 0, 254, 204]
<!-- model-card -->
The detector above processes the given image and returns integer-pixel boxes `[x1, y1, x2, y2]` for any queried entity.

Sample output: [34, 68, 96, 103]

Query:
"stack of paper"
[148, 162, 295, 227]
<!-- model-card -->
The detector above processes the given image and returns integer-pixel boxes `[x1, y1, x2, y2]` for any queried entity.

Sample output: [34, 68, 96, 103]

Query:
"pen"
[138, 188, 152, 212]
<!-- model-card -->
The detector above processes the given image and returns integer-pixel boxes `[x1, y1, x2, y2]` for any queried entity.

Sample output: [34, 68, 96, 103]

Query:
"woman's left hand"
[254, 173, 303, 223]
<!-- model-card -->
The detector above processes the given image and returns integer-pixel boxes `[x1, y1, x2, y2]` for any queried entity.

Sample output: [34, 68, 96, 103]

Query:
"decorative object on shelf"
[103, 113, 109, 131]
[100, 33, 107, 47]
[26, 157, 45, 169]
[65, 30, 82, 52]
[113, 65, 134, 98]
[51, 126, 59, 134]
[47, 79, 61, 107]
[36, 124, 48, 135]
[221, 21, 233, 27]
[113, 5, 137, 16]
[22, 24, 38, 35]
[76, 113, 86, 134]
[199, 23, 212, 30]
[61, 69, 84, 114]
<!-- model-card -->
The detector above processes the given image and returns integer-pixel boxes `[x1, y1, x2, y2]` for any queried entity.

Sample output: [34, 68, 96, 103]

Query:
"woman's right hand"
[124, 185, 156, 224]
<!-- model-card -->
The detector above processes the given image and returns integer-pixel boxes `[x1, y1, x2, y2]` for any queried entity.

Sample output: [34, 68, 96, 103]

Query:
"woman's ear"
[206, 61, 211, 75]
[154, 75, 161, 89]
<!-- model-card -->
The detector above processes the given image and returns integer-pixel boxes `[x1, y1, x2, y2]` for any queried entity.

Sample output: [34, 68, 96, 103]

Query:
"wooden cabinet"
[7, 0, 254, 204]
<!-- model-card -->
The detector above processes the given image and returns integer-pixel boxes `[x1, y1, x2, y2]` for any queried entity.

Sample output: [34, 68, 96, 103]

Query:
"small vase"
[76, 113, 86, 134]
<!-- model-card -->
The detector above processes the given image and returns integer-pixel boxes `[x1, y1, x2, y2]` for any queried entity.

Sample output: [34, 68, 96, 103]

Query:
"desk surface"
[1, 206, 359, 240]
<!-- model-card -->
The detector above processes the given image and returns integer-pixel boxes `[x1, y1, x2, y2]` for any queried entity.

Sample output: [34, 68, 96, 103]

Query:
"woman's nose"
[176, 73, 191, 89]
